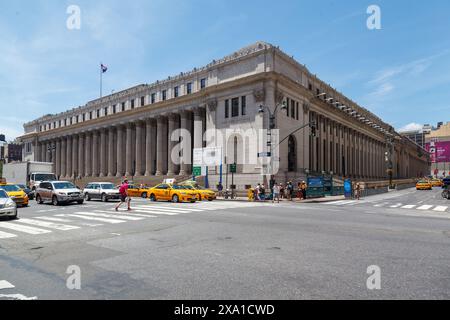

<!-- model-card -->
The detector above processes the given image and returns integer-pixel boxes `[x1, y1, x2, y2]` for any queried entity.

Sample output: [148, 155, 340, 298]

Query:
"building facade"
[425, 122, 450, 178]
[18, 42, 429, 189]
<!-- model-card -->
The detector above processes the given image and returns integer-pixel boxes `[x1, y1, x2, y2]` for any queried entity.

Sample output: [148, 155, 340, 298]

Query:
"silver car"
[83, 182, 120, 202]
[36, 181, 84, 206]
[0, 189, 18, 220]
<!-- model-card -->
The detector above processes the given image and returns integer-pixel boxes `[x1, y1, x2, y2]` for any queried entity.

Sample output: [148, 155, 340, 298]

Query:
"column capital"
[193, 106, 205, 117]
[146, 117, 156, 125]
[167, 113, 179, 121]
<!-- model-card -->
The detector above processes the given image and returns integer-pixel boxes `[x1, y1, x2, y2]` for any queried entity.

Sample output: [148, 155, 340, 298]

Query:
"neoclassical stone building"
[19, 42, 429, 189]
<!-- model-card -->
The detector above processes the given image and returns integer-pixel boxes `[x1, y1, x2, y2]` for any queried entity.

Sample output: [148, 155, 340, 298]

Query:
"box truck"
[2, 161, 56, 190]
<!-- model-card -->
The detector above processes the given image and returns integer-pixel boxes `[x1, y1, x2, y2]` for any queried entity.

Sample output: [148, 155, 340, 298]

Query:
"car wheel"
[141, 192, 148, 199]
[85, 193, 91, 201]
[101, 194, 108, 202]
[9, 214, 18, 220]
[52, 196, 60, 206]
[150, 194, 157, 202]
[36, 194, 43, 204]
[172, 194, 179, 203]
[77, 200, 84, 205]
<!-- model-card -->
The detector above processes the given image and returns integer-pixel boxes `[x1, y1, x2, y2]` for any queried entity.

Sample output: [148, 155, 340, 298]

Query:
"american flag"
[101, 64, 108, 73]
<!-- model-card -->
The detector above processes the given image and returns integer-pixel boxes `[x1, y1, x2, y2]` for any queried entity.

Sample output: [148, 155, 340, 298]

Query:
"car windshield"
[17, 184, 27, 189]
[0, 185, 21, 192]
[53, 182, 76, 190]
[418, 180, 428, 184]
[172, 185, 191, 190]
[34, 174, 57, 181]
[100, 184, 115, 189]
[0, 190, 8, 198]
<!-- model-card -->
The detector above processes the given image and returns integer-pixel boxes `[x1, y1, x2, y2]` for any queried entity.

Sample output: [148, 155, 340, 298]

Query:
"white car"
[83, 182, 121, 202]
[0, 189, 18, 220]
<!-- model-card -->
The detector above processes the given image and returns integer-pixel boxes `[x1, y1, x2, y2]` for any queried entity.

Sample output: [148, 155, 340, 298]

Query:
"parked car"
[416, 180, 433, 190]
[431, 179, 443, 187]
[126, 184, 153, 198]
[35, 181, 84, 206]
[180, 184, 216, 201]
[0, 189, 18, 220]
[16, 184, 34, 200]
[148, 184, 198, 203]
[83, 182, 120, 202]
[0, 183, 29, 207]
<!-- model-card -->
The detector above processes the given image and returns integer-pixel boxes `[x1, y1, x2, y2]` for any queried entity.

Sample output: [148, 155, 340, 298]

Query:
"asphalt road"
[1, 187, 450, 300]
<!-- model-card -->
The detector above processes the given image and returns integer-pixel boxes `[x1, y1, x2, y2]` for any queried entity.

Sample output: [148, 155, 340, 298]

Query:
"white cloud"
[398, 123, 423, 133]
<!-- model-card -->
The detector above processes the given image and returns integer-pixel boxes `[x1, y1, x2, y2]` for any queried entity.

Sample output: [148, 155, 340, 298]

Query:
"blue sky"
[1, 0, 450, 140]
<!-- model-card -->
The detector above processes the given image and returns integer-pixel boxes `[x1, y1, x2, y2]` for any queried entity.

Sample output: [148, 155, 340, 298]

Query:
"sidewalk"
[215, 195, 346, 203]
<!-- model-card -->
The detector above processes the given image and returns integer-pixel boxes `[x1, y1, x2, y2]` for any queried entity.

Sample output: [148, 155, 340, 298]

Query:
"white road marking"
[134, 205, 201, 213]
[374, 202, 388, 207]
[402, 205, 416, 209]
[15, 218, 80, 231]
[56, 214, 126, 224]
[0, 223, 51, 235]
[0, 280, 15, 290]
[0, 294, 38, 300]
[35, 216, 74, 223]
[417, 205, 433, 210]
[133, 209, 180, 216]
[75, 211, 145, 221]
[390, 203, 402, 208]
[433, 206, 448, 212]
[0, 231, 17, 239]
[94, 210, 156, 218]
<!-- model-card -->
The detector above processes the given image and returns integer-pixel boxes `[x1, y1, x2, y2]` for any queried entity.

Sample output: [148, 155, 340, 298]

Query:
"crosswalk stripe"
[35, 216, 74, 223]
[0, 231, 17, 239]
[94, 210, 157, 218]
[56, 214, 126, 224]
[374, 203, 388, 207]
[133, 209, 180, 216]
[390, 203, 402, 208]
[433, 206, 448, 212]
[417, 205, 433, 210]
[0, 223, 51, 235]
[75, 212, 145, 221]
[402, 205, 416, 209]
[0, 280, 15, 290]
[134, 205, 201, 212]
[15, 218, 80, 231]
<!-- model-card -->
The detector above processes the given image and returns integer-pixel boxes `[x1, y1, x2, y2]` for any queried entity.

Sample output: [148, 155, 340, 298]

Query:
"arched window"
[288, 135, 297, 172]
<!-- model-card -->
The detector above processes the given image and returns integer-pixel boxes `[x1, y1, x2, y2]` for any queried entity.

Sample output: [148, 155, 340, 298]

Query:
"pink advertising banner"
[425, 141, 450, 163]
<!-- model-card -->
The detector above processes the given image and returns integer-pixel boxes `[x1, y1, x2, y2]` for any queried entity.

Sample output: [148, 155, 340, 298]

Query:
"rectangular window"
[291, 100, 295, 119]
[200, 78, 206, 89]
[174, 86, 179, 98]
[53, 122, 56, 129]
[69, 118, 72, 125]
[286, 98, 290, 117]
[187, 82, 192, 94]
[151, 93, 156, 104]
[225, 100, 229, 118]
[131, 99, 135, 109]
[82, 114, 85, 122]
[76, 116, 79, 123]
[89, 111, 93, 120]
[141, 96, 145, 106]
[231, 98, 239, 117]
[162, 90, 167, 101]
[112, 105, 116, 114]
[59, 120, 61, 127]
[241, 96, 246, 116]
[104, 107, 108, 116]
[121, 102, 125, 112]
[308, 83, 313, 91]
[296, 102, 299, 121]
[96, 110, 100, 118]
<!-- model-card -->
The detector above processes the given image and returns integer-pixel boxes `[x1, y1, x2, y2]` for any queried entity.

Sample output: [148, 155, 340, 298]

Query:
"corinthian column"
[66, 136, 72, 179]
[108, 127, 116, 177]
[179, 110, 192, 176]
[144, 118, 156, 176]
[99, 128, 107, 177]
[116, 125, 125, 177]
[92, 130, 99, 177]
[155, 116, 167, 176]
[167, 113, 180, 176]
[72, 134, 78, 178]
[60, 138, 66, 178]
[55, 139, 61, 179]
[85, 132, 92, 177]
[125, 123, 133, 177]
[78, 133, 85, 178]
[135, 121, 144, 176]
[193, 107, 204, 150]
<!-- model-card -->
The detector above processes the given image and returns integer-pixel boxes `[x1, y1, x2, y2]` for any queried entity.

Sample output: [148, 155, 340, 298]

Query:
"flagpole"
[100, 62, 103, 98]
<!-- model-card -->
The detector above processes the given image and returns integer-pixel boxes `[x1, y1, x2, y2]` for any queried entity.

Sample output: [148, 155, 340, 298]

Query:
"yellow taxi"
[126, 184, 153, 198]
[186, 186, 216, 201]
[416, 180, 433, 190]
[148, 184, 198, 203]
[431, 179, 443, 187]
[0, 183, 29, 207]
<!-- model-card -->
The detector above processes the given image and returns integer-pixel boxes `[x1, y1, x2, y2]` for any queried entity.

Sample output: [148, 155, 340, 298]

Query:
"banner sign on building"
[425, 141, 450, 163]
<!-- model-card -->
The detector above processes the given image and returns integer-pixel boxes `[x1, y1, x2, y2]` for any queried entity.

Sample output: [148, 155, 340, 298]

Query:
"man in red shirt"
[115, 179, 131, 211]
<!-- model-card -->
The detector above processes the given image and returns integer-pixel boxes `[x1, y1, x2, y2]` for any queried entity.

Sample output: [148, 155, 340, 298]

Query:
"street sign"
[193, 166, 202, 176]
[193, 147, 222, 166]
[229, 163, 237, 173]
[193, 149, 203, 166]
[258, 152, 272, 158]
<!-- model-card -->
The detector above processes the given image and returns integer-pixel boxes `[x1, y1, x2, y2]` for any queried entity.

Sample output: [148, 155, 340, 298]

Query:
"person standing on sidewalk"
[116, 179, 132, 211]
[272, 183, 281, 203]
[354, 182, 361, 200]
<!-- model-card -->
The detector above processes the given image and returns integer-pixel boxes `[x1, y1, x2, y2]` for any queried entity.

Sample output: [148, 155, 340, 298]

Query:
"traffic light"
[310, 122, 317, 137]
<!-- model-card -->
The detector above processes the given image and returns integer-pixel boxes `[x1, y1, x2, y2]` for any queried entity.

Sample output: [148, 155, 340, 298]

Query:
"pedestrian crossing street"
[0, 201, 263, 240]
[325, 200, 450, 213]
